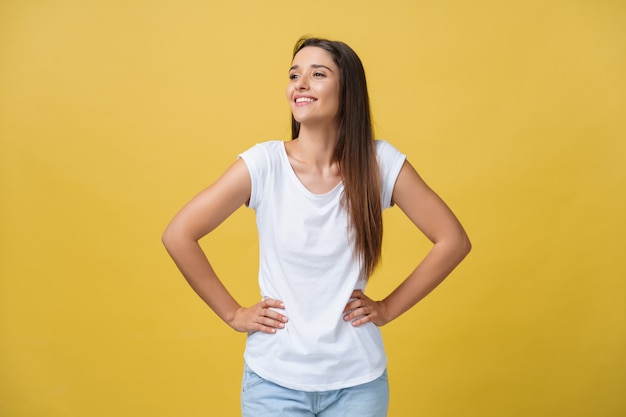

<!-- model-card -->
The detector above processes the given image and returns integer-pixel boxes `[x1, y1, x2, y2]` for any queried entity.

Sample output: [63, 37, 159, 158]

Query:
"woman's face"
[286, 46, 340, 128]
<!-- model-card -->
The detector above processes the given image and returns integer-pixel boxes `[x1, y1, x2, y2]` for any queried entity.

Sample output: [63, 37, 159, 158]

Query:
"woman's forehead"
[292, 46, 336, 67]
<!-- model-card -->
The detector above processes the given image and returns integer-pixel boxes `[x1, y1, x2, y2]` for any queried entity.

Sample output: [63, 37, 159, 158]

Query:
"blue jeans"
[241, 363, 389, 417]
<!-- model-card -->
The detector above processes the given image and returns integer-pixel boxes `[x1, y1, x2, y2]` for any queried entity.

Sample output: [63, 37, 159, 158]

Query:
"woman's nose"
[295, 76, 308, 90]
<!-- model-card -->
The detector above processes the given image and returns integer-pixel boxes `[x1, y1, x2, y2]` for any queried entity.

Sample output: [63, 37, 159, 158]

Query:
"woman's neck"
[291, 123, 339, 169]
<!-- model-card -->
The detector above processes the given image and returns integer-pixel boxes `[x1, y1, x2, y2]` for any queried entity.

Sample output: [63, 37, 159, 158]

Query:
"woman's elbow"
[162, 222, 182, 253]
[457, 230, 472, 259]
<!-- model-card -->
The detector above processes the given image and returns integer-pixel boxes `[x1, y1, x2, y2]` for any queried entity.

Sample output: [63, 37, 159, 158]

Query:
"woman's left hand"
[343, 290, 389, 327]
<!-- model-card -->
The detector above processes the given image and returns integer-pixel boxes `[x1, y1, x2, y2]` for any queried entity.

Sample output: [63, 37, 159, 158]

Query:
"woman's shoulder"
[240, 140, 286, 160]
[374, 139, 405, 159]
[239, 140, 287, 173]
[240, 140, 285, 156]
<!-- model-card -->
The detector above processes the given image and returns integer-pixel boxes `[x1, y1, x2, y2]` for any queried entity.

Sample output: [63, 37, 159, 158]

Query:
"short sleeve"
[375, 140, 406, 209]
[239, 142, 273, 209]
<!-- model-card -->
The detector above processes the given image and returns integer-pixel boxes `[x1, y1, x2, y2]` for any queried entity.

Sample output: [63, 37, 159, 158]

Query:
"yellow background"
[1, 0, 624, 416]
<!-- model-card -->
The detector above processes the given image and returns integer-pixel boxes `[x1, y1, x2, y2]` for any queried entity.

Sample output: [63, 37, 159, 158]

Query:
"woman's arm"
[344, 160, 471, 326]
[162, 158, 287, 334]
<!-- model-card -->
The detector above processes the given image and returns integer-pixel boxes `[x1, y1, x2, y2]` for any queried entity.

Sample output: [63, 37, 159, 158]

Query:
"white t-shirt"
[239, 140, 406, 392]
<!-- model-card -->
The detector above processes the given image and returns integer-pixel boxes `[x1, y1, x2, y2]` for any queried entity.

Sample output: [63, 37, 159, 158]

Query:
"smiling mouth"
[295, 97, 317, 104]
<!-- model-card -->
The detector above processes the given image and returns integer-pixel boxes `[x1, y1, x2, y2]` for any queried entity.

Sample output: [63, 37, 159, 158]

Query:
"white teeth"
[296, 97, 316, 103]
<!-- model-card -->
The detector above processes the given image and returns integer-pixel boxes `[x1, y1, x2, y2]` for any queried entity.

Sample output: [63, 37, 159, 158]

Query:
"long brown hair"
[291, 37, 382, 278]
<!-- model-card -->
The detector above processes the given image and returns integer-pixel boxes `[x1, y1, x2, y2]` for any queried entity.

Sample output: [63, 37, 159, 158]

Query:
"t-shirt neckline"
[279, 141, 343, 198]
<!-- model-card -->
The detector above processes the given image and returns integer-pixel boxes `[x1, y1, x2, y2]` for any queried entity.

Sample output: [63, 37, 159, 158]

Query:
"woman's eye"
[313, 72, 326, 78]
[289, 73, 299, 80]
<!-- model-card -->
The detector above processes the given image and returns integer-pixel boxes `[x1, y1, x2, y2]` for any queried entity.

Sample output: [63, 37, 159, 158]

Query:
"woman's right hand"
[229, 298, 288, 334]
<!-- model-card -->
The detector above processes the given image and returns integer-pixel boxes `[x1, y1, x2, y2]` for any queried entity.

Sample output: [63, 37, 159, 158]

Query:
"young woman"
[162, 37, 471, 417]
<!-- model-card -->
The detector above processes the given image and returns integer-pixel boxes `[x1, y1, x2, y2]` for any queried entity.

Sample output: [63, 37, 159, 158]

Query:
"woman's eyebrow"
[311, 64, 334, 72]
[289, 64, 334, 72]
